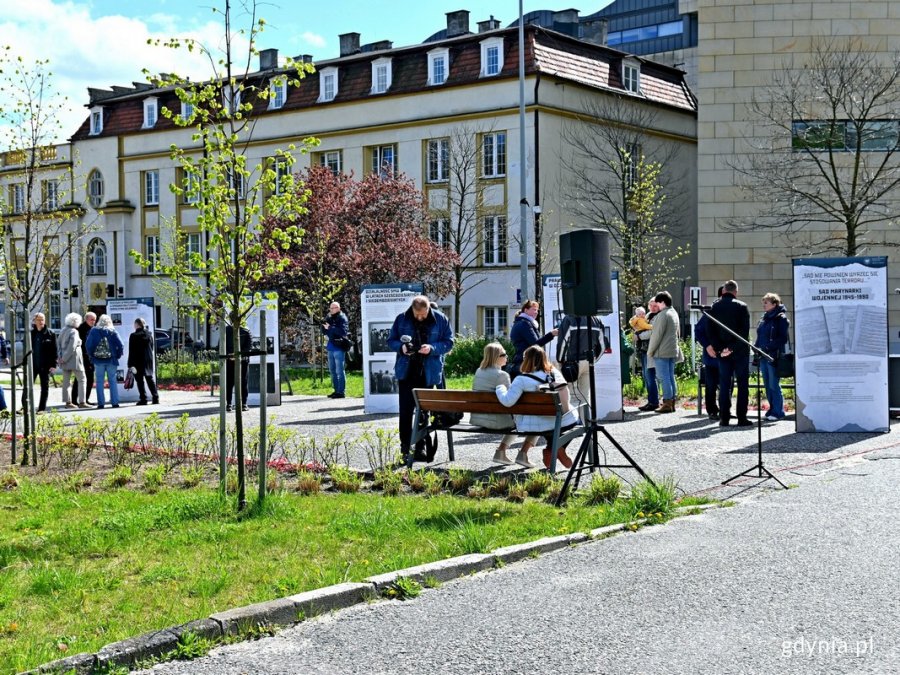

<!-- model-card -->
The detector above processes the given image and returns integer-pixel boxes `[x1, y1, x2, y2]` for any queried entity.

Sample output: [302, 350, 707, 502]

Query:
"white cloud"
[0, 0, 251, 146]
[300, 31, 327, 48]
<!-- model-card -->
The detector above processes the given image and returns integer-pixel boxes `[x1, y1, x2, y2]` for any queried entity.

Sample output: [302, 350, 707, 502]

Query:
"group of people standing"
[630, 291, 682, 414]
[9, 311, 159, 414]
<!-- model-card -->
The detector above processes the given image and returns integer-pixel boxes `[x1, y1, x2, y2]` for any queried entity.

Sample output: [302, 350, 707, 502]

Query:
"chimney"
[477, 15, 501, 33]
[299, 54, 313, 64]
[259, 48, 278, 70]
[366, 40, 393, 52]
[339, 32, 361, 57]
[552, 9, 580, 26]
[446, 10, 470, 37]
[581, 19, 608, 46]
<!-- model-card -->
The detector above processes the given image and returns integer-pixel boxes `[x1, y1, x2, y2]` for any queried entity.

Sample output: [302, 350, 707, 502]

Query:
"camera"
[400, 334, 421, 355]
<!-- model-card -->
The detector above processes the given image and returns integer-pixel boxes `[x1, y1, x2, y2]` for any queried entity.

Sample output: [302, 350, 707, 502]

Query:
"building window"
[480, 38, 504, 77]
[42, 180, 59, 210]
[183, 169, 200, 204]
[319, 67, 338, 102]
[371, 58, 392, 95]
[49, 294, 61, 331]
[269, 78, 286, 109]
[143, 97, 158, 128]
[86, 238, 107, 276]
[624, 143, 641, 190]
[185, 232, 202, 272]
[180, 101, 194, 122]
[370, 144, 397, 177]
[792, 120, 900, 152]
[90, 107, 103, 135]
[623, 62, 640, 93]
[10, 184, 24, 213]
[146, 235, 160, 274]
[274, 157, 291, 194]
[482, 132, 506, 178]
[483, 306, 508, 338]
[427, 139, 449, 183]
[223, 85, 241, 115]
[429, 219, 451, 248]
[428, 48, 449, 86]
[88, 169, 104, 208]
[319, 150, 342, 175]
[482, 215, 507, 265]
[144, 170, 160, 206]
[227, 168, 246, 200]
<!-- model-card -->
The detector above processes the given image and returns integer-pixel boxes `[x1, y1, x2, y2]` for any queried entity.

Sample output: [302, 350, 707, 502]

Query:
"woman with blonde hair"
[495, 345, 580, 470]
[471, 342, 538, 467]
[57, 312, 89, 408]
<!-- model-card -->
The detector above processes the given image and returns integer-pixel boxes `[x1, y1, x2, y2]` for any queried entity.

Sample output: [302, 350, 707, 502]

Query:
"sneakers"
[226, 404, 233, 412]
[764, 413, 781, 422]
[514, 452, 535, 468]
[77, 403, 92, 409]
[152, 398, 159, 404]
[638, 402, 659, 411]
[112, 404, 120, 409]
[492, 451, 514, 465]
[65, 403, 78, 409]
[242, 404, 249, 411]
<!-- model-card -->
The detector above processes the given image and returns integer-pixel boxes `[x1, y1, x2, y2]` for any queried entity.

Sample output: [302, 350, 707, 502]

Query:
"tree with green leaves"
[131, 0, 315, 509]
[0, 51, 96, 465]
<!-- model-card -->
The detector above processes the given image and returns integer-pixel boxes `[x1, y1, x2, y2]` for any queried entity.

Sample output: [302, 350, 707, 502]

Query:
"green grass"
[1, 480, 651, 673]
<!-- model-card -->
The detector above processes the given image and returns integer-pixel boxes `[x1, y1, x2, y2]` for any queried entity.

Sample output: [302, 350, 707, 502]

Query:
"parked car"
[154, 329, 171, 354]
[155, 329, 205, 355]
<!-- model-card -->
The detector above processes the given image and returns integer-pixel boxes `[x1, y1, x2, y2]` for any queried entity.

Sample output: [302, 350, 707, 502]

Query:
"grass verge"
[2, 480, 666, 672]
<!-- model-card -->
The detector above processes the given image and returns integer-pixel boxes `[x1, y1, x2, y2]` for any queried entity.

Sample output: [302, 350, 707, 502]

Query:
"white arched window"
[86, 238, 107, 276]
[88, 169, 104, 208]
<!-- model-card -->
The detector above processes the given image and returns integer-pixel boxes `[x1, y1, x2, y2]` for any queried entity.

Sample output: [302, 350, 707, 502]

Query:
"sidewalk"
[137, 445, 900, 674]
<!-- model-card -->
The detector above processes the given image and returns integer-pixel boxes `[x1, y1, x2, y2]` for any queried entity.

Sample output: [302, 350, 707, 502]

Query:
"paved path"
[136, 443, 900, 674]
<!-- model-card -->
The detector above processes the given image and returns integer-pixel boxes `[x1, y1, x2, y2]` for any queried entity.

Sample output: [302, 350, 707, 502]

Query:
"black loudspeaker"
[560, 228, 612, 315]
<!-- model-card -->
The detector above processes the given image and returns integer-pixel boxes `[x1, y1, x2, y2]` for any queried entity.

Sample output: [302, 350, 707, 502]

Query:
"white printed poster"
[361, 283, 423, 414]
[106, 297, 155, 403]
[793, 257, 888, 432]
[543, 272, 623, 422]
[244, 293, 281, 406]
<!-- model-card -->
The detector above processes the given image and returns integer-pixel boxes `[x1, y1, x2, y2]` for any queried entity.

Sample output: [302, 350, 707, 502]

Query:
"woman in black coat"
[127, 318, 159, 405]
[508, 299, 558, 377]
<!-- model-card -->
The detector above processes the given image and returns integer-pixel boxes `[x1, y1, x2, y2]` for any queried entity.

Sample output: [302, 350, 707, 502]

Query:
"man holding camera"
[387, 295, 454, 465]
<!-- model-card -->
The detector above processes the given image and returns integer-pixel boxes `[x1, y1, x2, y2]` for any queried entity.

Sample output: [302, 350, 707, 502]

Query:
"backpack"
[94, 335, 112, 360]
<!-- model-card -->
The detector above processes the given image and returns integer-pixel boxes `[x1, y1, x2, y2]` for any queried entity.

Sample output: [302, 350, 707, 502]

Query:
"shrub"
[60, 471, 93, 493]
[444, 331, 514, 377]
[104, 465, 133, 489]
[447, 468, 474, 495]
[466, 483, 489, 500]
[180, 466, 206, 488]
[545, 479, 566, 505]
[406, 468, 427, 493]
[506, 483, 528, 503]
[523, 472, 552, 498]
[628, 477, 677, 517]
[0, 469, 19, 490]
[295, 470, 322, 495]
[374, 468, 403, 496]
[329, 465, 362, 493]
[581, 474, 621, 506]
[225, 467, 240, 493]
[143, 464, 168, 493]
[486, 474, 511, 498]
[422, 471, 444, 497]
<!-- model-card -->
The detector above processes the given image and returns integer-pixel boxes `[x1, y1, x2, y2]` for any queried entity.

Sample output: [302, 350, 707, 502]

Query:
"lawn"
[0, 479, 680, 673]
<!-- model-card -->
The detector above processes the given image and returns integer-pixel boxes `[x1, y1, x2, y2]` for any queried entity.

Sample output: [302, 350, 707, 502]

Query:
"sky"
[1, 0, 611, 145]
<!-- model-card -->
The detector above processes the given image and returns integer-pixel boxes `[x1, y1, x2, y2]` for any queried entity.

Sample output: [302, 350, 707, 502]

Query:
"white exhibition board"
[244, 294, 281, 406]
[106, 297, 155, 403]
[793, 257, 888, 432]
[543, 272, 623, 421]
[361, 283, 423, 414]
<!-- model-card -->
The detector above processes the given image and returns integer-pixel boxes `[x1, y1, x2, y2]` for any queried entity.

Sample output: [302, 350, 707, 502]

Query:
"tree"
[729, 38, 900, 256]
[255, 166, 458, 340]
[559, 96, 691, 304]
[133, 0, 315, 509]
[0, 52, 96, 464]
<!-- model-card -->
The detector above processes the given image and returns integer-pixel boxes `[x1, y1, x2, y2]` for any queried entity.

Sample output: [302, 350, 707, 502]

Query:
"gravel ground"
[135, 445, 900, 674]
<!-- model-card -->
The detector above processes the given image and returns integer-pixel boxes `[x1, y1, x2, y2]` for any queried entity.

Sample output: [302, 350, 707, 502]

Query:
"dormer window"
[319, 67, 338, 102]
[143, 97, 158, 128]
[269, 78, 287, 109]
[622, 60, 641, 93]
[480, 37, 504, 77]
[428, 48, 450, 86]
[371, 57, 392, 95]
[90, 107, 104, 135]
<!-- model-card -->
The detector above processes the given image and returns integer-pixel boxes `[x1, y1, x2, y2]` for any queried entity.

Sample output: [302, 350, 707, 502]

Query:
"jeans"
[398, 367, 429, 452]
[639, 352, 659, 406]
[760, 359, 784, 418]
[655, 357, 677, 400]
[327, 348, 346, 395]
[718, 354, 749, 422]
[0, 383, 6, 411]
[95, 362, 119, 407]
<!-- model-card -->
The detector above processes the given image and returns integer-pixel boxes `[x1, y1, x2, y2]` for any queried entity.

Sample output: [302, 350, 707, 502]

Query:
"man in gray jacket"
[647, 291, 680, 413]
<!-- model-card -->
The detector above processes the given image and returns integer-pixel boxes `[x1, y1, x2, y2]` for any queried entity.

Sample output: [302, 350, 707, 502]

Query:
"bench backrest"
[413, 388, 561, 416]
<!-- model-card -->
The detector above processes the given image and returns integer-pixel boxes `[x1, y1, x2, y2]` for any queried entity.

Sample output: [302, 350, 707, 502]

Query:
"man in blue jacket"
[322, 301, 349, 399]
[387, 295, 454, 465]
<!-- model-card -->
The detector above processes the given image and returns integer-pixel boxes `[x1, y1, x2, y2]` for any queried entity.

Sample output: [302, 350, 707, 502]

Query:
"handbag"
[124, 369, 135, 390]
[334, 336, 353, 351]
[560, 361, 579, 383]
[775, 337, 795, 379]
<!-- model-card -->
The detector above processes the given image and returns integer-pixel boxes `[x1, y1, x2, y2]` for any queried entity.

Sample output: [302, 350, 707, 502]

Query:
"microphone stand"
[694, 306, 787, 489]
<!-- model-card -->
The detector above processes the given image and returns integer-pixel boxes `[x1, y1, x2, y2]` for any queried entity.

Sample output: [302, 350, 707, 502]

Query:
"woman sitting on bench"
[471, 342, 539, 468]
[495, 345, 579, 470]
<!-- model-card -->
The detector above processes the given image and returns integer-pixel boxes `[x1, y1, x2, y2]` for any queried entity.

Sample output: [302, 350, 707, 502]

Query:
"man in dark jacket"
[321, 301, 349, 399]
[25, 312, 57, 413]
[72, 312, 96, 405]
[695, 286, 724, 420]
[707, 280, 752, 427]
[225, 323, 252, 412]
[387, 295, 454, 466]
[127, 318, 158, 405]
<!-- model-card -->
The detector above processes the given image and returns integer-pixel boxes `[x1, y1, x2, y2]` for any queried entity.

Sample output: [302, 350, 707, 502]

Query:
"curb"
[25, 504, 721, 674]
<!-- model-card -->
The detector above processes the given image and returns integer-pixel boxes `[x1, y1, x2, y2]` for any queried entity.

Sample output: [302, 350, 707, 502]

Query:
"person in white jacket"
[495, 345, 581, 470]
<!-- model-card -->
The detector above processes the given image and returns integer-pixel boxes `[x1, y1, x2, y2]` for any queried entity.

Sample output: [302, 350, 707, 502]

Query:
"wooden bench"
[411, 389, 585, 473]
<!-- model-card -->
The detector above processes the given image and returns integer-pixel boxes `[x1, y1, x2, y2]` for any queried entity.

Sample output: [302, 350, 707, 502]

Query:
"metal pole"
[219, 312, 227, 495]
[8, 310, 16, 464]
[258, 309, 268, 502]
[518, 0, 529, 300]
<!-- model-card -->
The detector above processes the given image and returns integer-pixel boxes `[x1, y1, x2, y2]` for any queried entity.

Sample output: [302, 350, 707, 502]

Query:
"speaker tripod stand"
[555, 324, 654, 506]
